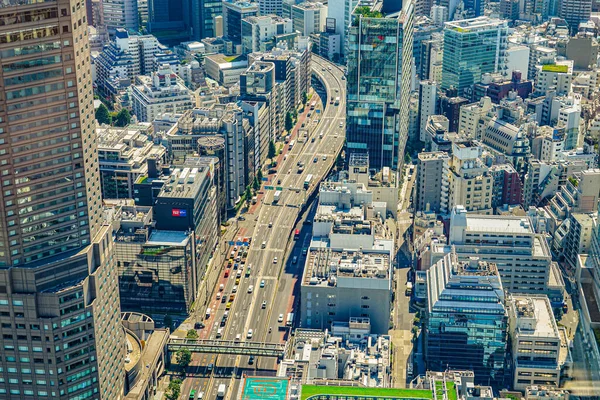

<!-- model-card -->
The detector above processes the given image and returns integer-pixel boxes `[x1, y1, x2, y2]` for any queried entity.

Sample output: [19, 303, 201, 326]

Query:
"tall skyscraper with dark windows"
[346, 1, 414, 171]
[0, 0, 125, 398]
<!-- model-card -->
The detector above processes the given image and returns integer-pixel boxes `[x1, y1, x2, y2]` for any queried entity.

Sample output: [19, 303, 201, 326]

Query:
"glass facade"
[346, 6, 413, 171]
[426, 254, 508, 385]
[116, 232, 196, 314]
[441, 19, 508, 94]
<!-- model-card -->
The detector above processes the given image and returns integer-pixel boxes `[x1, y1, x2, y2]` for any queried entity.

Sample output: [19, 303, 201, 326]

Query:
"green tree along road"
[175, 348, 192, 369]
[165, 379, 181, 400]
[95, 103, 111, 125]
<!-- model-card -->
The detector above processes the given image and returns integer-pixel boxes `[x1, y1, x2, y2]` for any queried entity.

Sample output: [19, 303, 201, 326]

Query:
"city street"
[179, 56, 347, 399]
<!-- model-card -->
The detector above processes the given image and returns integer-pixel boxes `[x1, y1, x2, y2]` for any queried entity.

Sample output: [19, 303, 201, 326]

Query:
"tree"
[253, 176, 260, 191]
[244, 186, 252, 205]
[165, 379, 182, 400]
[163, 315, 173, 330]
[95, 103, 111, 125]
[257, 168, 263, 182]
[302, 91, 308, 105]
[114, 108, 131, 127]
[267, 140, 277, 164]
[175, 348, 192, 369]
[186, 329, 199, 339]
[285, 112, 294, 132]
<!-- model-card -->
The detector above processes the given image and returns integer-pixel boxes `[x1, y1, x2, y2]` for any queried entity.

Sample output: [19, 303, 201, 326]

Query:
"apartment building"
[416, 152, 450, 214]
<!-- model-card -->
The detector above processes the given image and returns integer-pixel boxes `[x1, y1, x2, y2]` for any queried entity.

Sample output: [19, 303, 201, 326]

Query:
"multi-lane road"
[181, 56, 346, 399]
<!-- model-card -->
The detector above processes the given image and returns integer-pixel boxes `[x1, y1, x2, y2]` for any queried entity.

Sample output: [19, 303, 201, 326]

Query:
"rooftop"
[158, 166, 209, 199]
[445, 16, 508, 32]
[510, 295, 559, 338]
[465, 215, 535, 234]
[146, 230, 190, 246]
[302, 248, 391, 287]
[301, 385, 433, 400]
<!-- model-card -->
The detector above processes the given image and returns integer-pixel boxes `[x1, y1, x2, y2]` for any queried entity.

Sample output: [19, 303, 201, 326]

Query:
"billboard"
[326, 18, 336, 33]
[172, 209, 187, 217]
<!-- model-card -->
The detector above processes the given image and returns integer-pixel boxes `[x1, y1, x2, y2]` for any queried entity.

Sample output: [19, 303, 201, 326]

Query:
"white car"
[248, 285, 254, 293]
[216, 292, 221, 300]
[278, 314, 284, 323]
[247, 329, 253, 339]
[273, 257, 278, 264]
[232, 285, 238, 293]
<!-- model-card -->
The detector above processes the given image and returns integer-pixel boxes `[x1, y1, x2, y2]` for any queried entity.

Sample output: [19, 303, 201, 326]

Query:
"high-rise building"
[559, 0, 592, 33]
[0, 0, 126, 398]
[346, 2, 414, 171]
[102, 0, 139, 35]
[416, 152, 450, 214]
[191, 0, 223, 40]
[258, 0, 283, 17]
[241, 15, 295, 54]
[327, 0, 359, 58]
[291, 1, 328, 36]
[426, 252, 508, 385]
[418, 80, 438, 142]
[441, 17, 509, 95]
[223, 0, 259, 45]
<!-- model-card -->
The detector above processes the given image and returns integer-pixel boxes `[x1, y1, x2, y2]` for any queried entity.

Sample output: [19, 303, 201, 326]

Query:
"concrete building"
[241, 15, 295, 54]
[482, 117, 531, 176]
[327, 0, 359, 58]
[558, 0, 592, 33]
[166, 105, 250, 209]
[448, 141, 494, 214]
[258, 0, 283, 16]
[535, 62, 573, 96]
[442, 17, 509, 95]
[97, 124, 167, 199]
[508, 295, 562, 391]
[204, 54, 249, 87]
[458, 96, 493, 139]
[416, 152, 450, 214]
[489, 164, 523, 208]
[419, 80, 438, 142]
[292, 1, 328, 36]
[442, 206, 553, 294]
[300, 248, 393, 334]
[0, 0, 126, 397]
[565, 36, 599, 70]
[346, 2, 415, 171]
[223, 0, 259, 46]
[426, 253, 508, 385]
[102, 0, 139, 34]
[131, 65, 195, 122]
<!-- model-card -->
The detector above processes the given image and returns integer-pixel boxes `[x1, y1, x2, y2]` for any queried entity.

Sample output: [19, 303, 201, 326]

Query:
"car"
[248, 356, 255, 364]
[248, 285, 254, 293]
[194, 322, 205, 329]
[232, 285, 238, 293]
[334, 133, 338, 138]
[235, 334, 241, 341]
[235, 278, 240, 285]
[221, 295, 227, 304]
[322, 155, 327, 160]
[233, 263, 238, 269]
[292, 256, 298, 264]
[261, 301, 266, 309]
[311, 137, 315, 143]
[207, 363, 214, 372]
[216, 292, 221, 300]
[219, 284, 224, 291]
[339, 122, 343, 128]
[302, 248, 307, 255]
[341, 76, 346, 80]
[238, 216, 245, 221]
[268, 168, 277, 174]
[226, 302, 232, 310]
[277, 179, 281, 184]
[247, 329, 253, 339]
[268, 221, 273, 228]
[313, 157, 318, 163]
[273, 257, 278, 264]
[278, 314, 284, 323]
[288, 169, 292, 174]
[260, 280, 265, 288]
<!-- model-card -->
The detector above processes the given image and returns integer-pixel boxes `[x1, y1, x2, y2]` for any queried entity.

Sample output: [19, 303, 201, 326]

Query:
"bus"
[289, 140, 295, 150]
[294, 229, 300, 240]
[335, 96, 340, 105]
[304, 174, 313, 189]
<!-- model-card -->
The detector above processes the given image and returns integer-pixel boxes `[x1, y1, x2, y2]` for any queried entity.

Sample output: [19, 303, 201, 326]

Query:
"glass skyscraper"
[346, 2, 414, 171]
[441, 17, 509, 95]
[426, 252, 508, 385]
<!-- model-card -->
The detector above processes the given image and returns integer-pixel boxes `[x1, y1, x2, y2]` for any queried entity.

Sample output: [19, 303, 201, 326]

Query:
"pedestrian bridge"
[167, 338, 287, 357]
